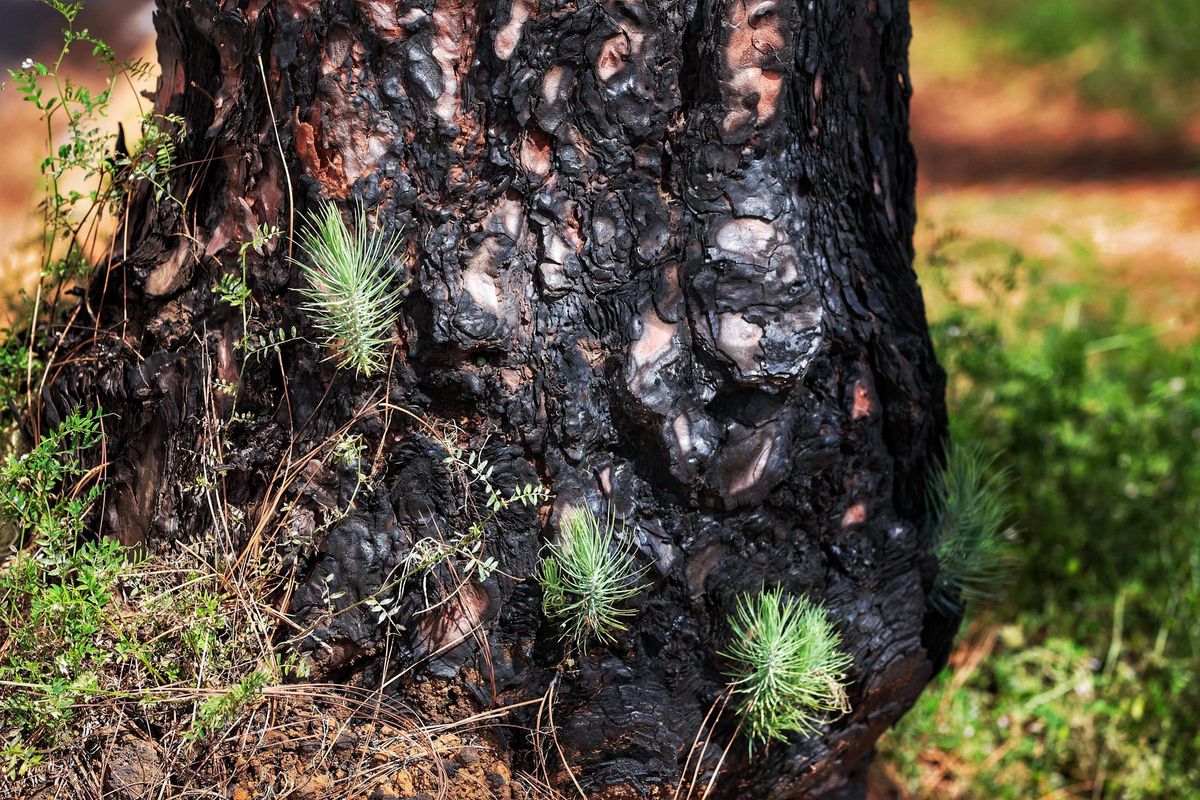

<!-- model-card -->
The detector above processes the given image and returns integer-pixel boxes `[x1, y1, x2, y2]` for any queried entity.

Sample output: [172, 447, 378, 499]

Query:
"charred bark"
[44, 0, 949, 796]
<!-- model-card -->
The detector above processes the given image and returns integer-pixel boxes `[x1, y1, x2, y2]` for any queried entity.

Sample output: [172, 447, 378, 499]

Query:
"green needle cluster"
[537, 505, 649, 651]
[722, 587, 853, 751]
[293, 201, 406, 375]
[926, 443, 1016, 616]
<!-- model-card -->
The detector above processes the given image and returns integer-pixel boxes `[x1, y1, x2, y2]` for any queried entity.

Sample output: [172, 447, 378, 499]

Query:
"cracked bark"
[43, 0, 952, 796]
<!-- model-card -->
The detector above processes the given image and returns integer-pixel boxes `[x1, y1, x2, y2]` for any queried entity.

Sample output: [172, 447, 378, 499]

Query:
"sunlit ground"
[910, 2, 1199, 337]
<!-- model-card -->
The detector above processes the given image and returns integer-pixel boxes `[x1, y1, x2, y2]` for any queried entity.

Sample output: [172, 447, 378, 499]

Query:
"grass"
[0, 409, 113, 766]
[721, 588, 852, 752]
[293, 201, 406, 375]
[537, 505, 648, 651]
[0, 399, 557, 795]
[881, 225, 1200, 797]
[0, 407, 302, 787]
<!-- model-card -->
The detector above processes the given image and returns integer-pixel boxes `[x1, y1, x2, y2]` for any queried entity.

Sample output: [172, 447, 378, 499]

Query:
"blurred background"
[880, 4, 1199, 798]
[2, 1, 1198, 797]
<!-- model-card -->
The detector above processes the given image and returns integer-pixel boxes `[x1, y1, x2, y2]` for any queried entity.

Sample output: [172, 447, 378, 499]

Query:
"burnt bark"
[44, 0, 949, 796]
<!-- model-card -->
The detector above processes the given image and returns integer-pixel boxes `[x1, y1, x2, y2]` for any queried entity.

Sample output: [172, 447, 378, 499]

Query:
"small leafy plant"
[6, 0, 182, 425]
[293, 202, 406, 375]
[0, 339, 36, 412]
[722, 587, 853, 751]
[213, 223, 279, 327]
[360, 424, 552, 623]
[925, 443, 1016, 616]
[184, 668, 270, 743]
[0, 406, 102, 545]
[0, 406, 302, 783]
[7, 0, 177, 276]
[537, 505, 648, 651]
[0, 409, 107, 754]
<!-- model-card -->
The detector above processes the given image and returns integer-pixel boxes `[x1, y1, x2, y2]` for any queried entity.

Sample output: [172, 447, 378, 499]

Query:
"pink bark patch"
[596, 27, 644, 82]
[417, 582, 491, 654]
[520, 129, 552, 179]
[494, 0, 534, 61]
[723, 0, 788, 131]
[431, 0, 475, 125]
[852, 378, 875, 419]
[842, 502, 868, 528]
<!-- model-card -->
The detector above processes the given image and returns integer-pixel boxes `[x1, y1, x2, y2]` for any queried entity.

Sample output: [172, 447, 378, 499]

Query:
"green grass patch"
[0, 409, 298, 786]
[882, 229, 1200, 797]
[940, 0, 1200, 126]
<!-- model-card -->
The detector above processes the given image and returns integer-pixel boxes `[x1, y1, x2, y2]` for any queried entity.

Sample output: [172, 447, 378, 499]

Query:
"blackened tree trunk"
[46, 0, 949, 796]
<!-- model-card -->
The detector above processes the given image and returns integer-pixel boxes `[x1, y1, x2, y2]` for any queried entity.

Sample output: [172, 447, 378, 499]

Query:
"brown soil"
[220, 725, 515, 800]
[94, 691, 526, 800]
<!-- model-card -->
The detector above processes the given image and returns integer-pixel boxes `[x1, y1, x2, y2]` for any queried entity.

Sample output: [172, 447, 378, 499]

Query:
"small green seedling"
[722, 587, 853, 751]
[537, 505, 649, 651]
[293, 201, 406, 375]
[926, 443, 1016, 616]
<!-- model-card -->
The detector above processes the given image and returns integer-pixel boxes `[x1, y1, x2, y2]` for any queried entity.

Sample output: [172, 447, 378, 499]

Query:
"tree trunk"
[45, 0, 949, 796]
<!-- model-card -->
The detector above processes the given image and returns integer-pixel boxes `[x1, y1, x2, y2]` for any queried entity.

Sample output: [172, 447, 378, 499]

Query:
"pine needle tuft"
[926, 443, 1016, 616]
[722, 587, 853, 752]
[293, 202, 405, 375]
[537, 505, 649, 652]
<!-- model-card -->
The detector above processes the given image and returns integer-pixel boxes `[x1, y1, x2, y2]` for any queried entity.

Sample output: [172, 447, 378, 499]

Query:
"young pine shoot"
[722, 587, 853, 752]
[537, 506, 649, 651]
[293, 201, 406, 375]
[926, 443, 1016, 616]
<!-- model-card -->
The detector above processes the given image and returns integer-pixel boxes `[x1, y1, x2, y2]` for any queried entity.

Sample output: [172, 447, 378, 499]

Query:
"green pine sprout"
[293, 201, 406, 375]
[926, 443, 1016, 616]
[722, 587, 853, 752]
[536, 505, 649, 651]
